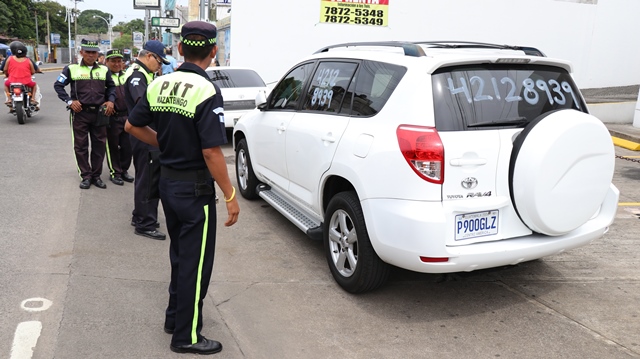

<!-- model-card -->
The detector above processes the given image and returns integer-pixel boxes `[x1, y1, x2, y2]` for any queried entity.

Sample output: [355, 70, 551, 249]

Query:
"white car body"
[233, 42, 619, 292]
[205, 66, 268, 128]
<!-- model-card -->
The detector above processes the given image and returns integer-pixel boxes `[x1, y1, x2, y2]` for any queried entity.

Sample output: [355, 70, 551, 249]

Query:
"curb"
[612, 136, 640, 151]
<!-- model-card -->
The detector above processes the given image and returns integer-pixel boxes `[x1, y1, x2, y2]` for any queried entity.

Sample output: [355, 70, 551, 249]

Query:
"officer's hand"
[224, 197, 239, 227]
[69, 100, 82, 113]
[103, 101, 115, 116]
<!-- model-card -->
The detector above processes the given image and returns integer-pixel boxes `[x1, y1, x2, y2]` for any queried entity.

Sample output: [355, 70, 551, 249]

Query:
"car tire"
[323, 191, 390, 293]
[235, 138, 260, 199]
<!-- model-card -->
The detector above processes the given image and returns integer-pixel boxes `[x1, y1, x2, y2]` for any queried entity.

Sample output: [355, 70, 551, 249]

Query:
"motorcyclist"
[3, 41, 39, 109]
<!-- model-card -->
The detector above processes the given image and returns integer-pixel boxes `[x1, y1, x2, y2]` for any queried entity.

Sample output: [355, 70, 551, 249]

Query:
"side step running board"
[257, 185, 323, 241]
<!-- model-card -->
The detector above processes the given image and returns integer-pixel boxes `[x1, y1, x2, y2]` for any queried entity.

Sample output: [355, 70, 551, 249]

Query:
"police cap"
[81, 39, 100, 52]
[180, 21, 217, 47]
[105, 49, 124, 59]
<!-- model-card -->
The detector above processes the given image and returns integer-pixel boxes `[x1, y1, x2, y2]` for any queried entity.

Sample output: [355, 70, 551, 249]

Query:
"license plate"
[12, 96, 22, 102]
[455, 210, 499, 241]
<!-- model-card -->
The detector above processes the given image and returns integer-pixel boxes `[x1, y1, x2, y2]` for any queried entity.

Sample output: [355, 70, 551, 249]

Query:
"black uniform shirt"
[124, 60, 154, 113]
[128, 62, 226, 171]
[53, 60, 116, 105]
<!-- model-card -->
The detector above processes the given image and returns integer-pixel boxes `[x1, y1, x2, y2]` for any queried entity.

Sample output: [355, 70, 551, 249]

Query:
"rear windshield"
[432, 64, 586, 131]
[206, 69, 266, 88]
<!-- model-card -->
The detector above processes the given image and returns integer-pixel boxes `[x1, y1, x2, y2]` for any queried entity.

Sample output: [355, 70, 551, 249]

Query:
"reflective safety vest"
[146, 71, 216, 119]
[123, 63, 154, 86]
[111, 71, 127, 112]
[68, 63, 109, 105]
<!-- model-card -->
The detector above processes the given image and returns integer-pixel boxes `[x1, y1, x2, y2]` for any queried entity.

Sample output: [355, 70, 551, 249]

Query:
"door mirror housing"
[256, 90, 267, 110]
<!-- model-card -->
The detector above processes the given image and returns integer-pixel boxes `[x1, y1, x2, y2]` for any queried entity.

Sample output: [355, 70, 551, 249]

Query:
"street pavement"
[0, 71, 639, 358]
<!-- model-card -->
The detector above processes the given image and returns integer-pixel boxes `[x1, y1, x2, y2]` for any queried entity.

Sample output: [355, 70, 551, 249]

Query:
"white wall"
[231, 0, 640, 88]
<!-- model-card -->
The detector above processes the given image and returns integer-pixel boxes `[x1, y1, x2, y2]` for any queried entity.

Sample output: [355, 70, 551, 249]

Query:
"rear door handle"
[450, 158, 487, 166]
[277, 125, 286, 134]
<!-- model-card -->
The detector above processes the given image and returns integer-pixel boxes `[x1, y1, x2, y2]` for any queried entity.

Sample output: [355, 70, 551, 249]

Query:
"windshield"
[206, 69, 266, 88]
[432, 64, 586, 131]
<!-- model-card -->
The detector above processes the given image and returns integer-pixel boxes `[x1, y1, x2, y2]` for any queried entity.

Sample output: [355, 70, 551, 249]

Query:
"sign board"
[133, 0, 161, 9]
[319, 0, 389, 27]
[51, 33, 61, 45]
[100, 40, 111, 45]
[151, 17, 180, 27]
[133, 32, 144, 49]
[123, 48, 131, 55]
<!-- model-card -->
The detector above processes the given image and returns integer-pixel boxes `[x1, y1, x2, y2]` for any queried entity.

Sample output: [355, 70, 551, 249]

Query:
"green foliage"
[112, 34, 133, 51]
[112, 19, 145, 35]
[34, 1, 69, 46]
[77, 9, 113, 35]
[1, 0, 36, 41]
[1, 2, 143, 49]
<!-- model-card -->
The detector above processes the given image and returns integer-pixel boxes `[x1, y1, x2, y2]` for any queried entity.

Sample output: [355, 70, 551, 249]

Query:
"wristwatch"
[67, 100, 73, 106]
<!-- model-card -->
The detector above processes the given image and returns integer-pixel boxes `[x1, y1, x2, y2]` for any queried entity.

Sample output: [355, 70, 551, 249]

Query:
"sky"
[52, 0, 190, 25]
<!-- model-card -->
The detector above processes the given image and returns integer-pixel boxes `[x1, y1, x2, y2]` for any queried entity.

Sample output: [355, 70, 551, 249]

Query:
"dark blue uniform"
[124, 60, 161, 233]
[128, 62, 226, 347]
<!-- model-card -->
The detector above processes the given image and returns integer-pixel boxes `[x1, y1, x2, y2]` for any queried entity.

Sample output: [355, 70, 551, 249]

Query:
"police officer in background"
[124, 40, 169, 240]
[104, 49, 133, 185]
[126, 21, 239, 355]
[54, 39, 116, 189]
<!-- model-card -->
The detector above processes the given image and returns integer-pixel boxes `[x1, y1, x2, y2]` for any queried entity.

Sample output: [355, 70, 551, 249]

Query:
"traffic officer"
[54, 39, 116, 189]
[124, 40, 169, 240]
[104, 49, 133, 186]
[126, 21, 239, 355]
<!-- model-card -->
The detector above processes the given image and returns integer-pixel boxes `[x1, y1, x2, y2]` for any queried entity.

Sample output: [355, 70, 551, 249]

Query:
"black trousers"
[159, 176, 217, 347]
[130, 136, 159, 230]
[105, 115, 132, 179]
[69, 110, 107, 180]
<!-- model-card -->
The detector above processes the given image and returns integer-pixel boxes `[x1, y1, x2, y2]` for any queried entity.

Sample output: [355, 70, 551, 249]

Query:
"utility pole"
[46, 11, 51, 63]
[35, 10, 39, 46]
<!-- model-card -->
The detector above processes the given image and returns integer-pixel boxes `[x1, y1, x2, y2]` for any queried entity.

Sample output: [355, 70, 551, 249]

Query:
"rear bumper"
[362, 184, 620, 273]
[223, 109, 250, 128]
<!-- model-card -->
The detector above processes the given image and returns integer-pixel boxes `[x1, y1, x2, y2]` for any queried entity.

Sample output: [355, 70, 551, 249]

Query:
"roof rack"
[416, 41, 546, 57]
[314, 41, 546, 57]
[314, 41, 426, 57]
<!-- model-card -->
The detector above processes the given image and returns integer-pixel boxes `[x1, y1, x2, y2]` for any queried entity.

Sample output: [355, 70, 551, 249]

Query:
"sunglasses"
[150, 53, 163, 66]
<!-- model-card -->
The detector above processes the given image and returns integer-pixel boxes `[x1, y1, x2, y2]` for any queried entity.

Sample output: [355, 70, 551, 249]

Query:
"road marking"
[10, 321, 42, 359]
[619, 203, 640, 207]
[20, 298, 52, 312]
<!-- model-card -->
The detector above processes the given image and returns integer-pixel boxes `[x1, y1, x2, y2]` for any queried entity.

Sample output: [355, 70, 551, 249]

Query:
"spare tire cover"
[509, 109, 615, 236]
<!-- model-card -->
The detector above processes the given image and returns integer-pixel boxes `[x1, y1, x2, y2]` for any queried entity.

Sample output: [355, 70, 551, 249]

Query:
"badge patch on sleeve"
[57, 74, 67, 83]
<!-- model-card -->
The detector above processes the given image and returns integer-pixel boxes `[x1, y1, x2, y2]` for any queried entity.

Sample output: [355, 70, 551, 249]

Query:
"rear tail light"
[12, 88, 22, 95]
[396, 125, 444, 184]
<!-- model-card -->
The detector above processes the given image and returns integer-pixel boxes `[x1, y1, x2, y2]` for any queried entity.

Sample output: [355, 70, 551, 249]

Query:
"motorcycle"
[7, 80, 39, 125]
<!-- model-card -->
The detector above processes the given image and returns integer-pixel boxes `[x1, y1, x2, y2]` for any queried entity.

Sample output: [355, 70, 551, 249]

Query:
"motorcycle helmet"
[9, 41, 27, 58]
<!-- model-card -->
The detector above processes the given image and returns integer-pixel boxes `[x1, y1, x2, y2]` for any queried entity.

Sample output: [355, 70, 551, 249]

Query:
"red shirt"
[6, 57, 33, 84]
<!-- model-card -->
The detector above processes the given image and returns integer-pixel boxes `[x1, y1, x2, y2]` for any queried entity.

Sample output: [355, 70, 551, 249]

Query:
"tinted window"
[206, 69, 265, 88]
[351, 61, 406, 117]
[432, 64, 587, 131]
[302, 61, 358, 113]
[268, 63, 314, 110]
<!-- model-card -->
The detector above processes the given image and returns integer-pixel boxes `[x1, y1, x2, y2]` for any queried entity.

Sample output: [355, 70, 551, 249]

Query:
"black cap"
[180, 21, 217, 47]
[81, 39, 100, 52]
[105, 49, 124, 59]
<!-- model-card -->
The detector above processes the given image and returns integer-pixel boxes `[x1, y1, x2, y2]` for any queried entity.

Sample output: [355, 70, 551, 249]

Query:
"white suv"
[232, 41, 619, 293]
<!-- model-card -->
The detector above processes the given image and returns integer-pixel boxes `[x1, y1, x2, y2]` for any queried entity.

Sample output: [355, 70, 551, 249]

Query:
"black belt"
[161, 166, 211, 182]
[114, 111, 128, 117]
[82, 105, 100, 113]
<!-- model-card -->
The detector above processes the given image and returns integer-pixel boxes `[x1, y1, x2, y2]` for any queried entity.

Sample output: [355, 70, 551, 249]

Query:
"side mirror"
[255, 90, 267, 110]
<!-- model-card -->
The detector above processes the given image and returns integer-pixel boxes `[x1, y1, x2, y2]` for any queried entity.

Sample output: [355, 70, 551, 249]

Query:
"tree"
[112, 33, 133, 51]
[77, 9, 114, 36]
[112, 19, 145, 35]
[34, 1, 69, 46]
[2, 0, 36, 41]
